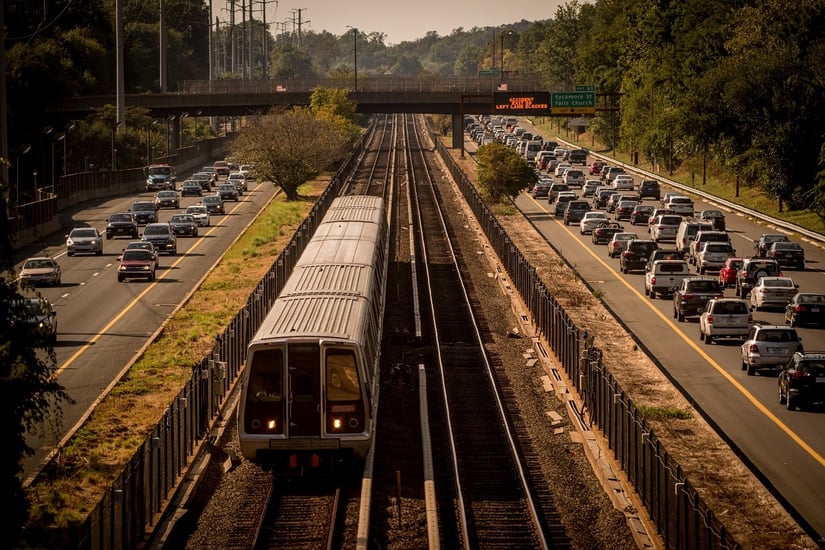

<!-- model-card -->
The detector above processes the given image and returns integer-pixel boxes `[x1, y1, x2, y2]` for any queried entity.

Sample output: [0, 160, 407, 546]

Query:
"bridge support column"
[451, 114, 463, 149]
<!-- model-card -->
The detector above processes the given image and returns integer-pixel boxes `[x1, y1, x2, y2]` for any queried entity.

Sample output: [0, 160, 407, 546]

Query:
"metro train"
[237, 195, 389, 472]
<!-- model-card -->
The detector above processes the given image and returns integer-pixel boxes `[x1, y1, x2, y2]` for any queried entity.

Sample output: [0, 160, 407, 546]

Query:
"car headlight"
[66, 239, 74, 245]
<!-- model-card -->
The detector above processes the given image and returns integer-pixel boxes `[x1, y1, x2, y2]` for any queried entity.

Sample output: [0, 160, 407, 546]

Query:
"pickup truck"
[644, 259, 690, 298]
[673, 277, 724, 321]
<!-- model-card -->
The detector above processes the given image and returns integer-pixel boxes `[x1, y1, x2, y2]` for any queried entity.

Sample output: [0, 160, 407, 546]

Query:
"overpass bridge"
[49, 76, 619, 149]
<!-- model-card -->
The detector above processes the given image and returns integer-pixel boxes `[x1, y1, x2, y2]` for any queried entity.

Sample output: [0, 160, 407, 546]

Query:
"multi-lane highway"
[513, 160, 825, 541]
[16, 175, 277, 481]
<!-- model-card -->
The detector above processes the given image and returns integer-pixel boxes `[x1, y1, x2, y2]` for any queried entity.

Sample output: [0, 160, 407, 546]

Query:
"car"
[563, 200, 590, 225]
[190, 172, 213, 190]
[697, 209, 726, 231]
[735, 257, 782, 298]
[699, 298, 752, 344]
[554, 162, 572, 177]
[749, 276, 798, 311]
[201, 194, 225, 215]
[638, 180, 661, 200]
[646, 207, 676, 232]
[547, 182, 571, 203]
[620, 239, 659, 273]
[672, 277, 724, 321]
[592, 221, 625, 244]
[65, 227, 103, 256]
[611, 174, 635, 191]
[778, 352, 825, 410]
[141, 222, 177, 255]
[766, 241, 805, 270]
[217, 183, 239, 202]
[213, 159, 230, 176]
[562, 169, 584, 187]
[650, 214, 682, 242]
[660, 191, 681, 207]
[614, 200, 638, 221]
[169, 214, 199, 237]
[588, 160, 605, 175]
[531, 180, 552, 198]
[227, 172, 248, 192]
[607, 232, 638, 258]
[582, 179, 601, 197]
[130, 200, 158, 225]
[754, 233, 790, 257]
[695, 241, 736, 274]
[180, 180, 203, 197]
[688, 230, 730, 264]
[199, 166, 218, 185]
[603, 166, 625, 183]
[644, 259, 691, 298]
[123, 240, 159, 263]
[784, 292, 825, 328]
[580, 211, 610, 234]
[185, 205, 211, 227]
[718, 257, 744, 288]
[19, 256, 61, 286]
[21, 297, 57, 343]
[568, 149, 588, 165]
[604, 193, 624, 213]
[117, 249, 158, 282]
[553, 192, 578, 216]
[629, 205, 654, 225]
[105, 212, 139, 240]
[593, 188, 619, 209]
[741, 323, 803, 376]
[662, 195, 694, 216]
[154, 189, 180, 209]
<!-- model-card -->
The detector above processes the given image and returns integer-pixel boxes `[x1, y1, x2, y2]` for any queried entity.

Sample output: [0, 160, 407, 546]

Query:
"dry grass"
[26, 179, 328, 530]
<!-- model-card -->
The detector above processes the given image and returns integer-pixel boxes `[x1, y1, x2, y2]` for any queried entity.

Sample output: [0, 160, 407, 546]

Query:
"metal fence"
[435, 137, 740, 550]
[69, 130, 368, 549]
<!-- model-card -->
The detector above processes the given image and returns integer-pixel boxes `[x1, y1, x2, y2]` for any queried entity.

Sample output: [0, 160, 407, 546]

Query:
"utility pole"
[248, 0, 254, 79]
[116, 0, 125, 129]
[229, 0, 236, 75]
[159, 0, 168, 92]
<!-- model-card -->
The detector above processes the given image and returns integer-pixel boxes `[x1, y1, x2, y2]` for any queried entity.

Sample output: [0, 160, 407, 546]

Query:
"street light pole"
[501, 31, 512, 77]
[63, 122, 76, 175]
[15, 144, 31, 208]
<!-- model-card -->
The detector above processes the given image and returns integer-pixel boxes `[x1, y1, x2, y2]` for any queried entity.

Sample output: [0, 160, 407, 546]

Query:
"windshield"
[147, 166, 172, 176]
[144, 225, 169, 236]
[71, 228, 97, 238]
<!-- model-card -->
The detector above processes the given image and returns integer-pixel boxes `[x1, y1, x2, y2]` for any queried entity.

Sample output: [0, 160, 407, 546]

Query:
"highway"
[513, 170, 825, 541]
[16, 177, 277, 482]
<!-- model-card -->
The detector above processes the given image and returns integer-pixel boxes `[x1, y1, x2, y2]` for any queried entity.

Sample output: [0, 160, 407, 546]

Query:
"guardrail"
[554, 137, 825, 247]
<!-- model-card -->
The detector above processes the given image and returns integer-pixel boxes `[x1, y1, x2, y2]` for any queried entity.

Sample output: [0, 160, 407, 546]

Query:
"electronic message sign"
[493, 92, 551, 115]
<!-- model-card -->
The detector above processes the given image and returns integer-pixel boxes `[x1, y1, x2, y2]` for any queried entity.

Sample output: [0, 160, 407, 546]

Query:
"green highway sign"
[575, 84, 596, 92]
[479, 68, 500, 77]
[551, 91, 596, 115]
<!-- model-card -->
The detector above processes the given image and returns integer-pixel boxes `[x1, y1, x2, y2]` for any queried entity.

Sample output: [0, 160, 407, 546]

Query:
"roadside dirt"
[441, 135, 818, 550]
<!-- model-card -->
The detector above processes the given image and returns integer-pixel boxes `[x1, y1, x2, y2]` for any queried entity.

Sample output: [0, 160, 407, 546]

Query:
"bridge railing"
[179, 75, 550, 95]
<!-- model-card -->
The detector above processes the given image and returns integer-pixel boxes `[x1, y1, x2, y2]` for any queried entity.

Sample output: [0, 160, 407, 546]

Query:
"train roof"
[323, 195, 385, 225]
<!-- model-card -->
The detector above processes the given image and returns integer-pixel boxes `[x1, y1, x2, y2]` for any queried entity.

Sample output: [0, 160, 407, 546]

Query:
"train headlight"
[266, 419, 278, 431]
[332, 418, 343, 430]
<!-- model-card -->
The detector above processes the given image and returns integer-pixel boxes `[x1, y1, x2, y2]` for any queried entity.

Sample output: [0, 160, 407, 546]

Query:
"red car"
[718, 257, 743, 287]
[589, 160, 605, 175]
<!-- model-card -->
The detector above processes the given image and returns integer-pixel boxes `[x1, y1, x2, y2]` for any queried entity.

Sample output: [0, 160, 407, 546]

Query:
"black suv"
[779, 352, 825, 411]
[141, 223, 178, 255]
[735, 257, 781, 298]
[105, 212, 139, 240]
[638, 179, 661, 200]
[620, 240, 659, 274]
[672, 277, 724, 321]
[753, 233, 789, 257]
[568, 149, 588, 165]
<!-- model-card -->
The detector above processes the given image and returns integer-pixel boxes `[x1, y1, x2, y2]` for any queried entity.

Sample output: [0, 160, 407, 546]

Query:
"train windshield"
[326, 350, 360, 401]
[248, 348, 283, 402]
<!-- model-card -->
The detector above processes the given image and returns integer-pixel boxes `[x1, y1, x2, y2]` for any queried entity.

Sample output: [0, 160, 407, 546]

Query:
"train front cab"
[241, 340, 372, 473]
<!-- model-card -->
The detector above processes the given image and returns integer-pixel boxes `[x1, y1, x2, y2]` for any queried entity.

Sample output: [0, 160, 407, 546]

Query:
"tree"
[476, 143, 537, 203]
[230, 107, 351, 200]
[0, 178, 70, 545]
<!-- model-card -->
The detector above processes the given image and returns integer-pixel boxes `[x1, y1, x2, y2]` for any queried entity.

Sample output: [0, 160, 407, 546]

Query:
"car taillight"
[650, 276, 657, 284]
[749, 344, 759, 353]
[681, 293, 693, 300]
[706, 315, 713, 325]
[790, 371, 807, 380]
[748, 313, 753, 323]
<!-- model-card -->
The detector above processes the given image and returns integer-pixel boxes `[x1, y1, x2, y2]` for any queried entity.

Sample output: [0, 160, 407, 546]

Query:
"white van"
[525, 140, 543, 161]
[675, 220, 714, 256]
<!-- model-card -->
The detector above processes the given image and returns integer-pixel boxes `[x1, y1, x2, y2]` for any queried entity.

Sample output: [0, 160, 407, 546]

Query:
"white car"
[750, 277, 798, 310]
[185, 205, 211, 227]
[554, 162, 572, 177]
[607, 232, 638, 258]
[579, 211, 610, 234]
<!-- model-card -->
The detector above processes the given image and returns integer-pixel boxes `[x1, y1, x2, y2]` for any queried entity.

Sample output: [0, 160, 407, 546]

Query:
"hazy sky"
[216, 1, 566, 45]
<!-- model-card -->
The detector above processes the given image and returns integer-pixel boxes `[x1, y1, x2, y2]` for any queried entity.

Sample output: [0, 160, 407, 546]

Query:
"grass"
[25, 179, 328, 534]
[528, 118, 825, 237]
[636, 404, 693, 421]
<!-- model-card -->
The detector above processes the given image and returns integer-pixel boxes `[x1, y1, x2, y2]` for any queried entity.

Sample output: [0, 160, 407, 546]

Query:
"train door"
[287, 342, 322, 437]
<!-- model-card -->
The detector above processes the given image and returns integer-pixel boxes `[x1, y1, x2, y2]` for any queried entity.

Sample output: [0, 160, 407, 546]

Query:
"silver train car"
[238, 195, 389, 472]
